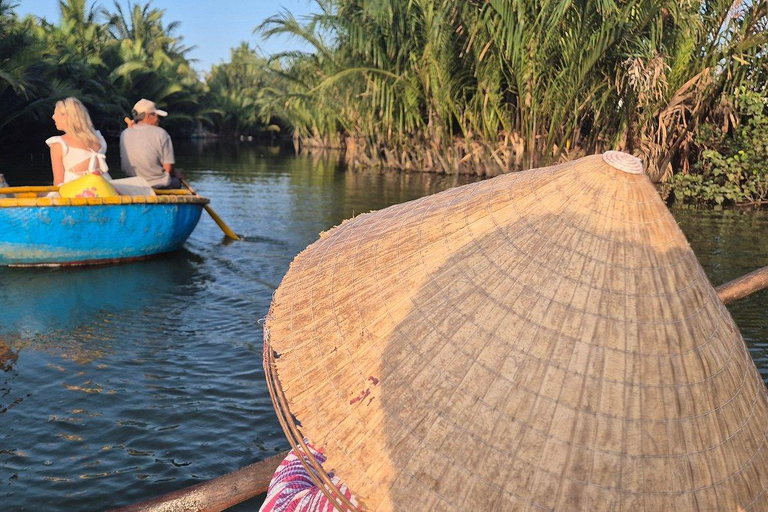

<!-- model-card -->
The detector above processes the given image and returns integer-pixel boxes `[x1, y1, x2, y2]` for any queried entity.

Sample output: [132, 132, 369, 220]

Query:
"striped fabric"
[260, 441, 358, 512]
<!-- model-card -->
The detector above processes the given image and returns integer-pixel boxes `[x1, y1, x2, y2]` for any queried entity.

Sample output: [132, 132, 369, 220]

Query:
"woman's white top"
[46, 131, 111, 184]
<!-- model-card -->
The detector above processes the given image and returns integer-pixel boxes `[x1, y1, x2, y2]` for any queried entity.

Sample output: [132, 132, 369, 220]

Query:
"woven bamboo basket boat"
[264, 152, 768, 511]
[0, 187, 208, 266]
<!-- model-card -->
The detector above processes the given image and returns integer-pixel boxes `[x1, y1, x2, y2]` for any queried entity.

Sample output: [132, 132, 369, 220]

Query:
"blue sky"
[14, 0, 320, 73]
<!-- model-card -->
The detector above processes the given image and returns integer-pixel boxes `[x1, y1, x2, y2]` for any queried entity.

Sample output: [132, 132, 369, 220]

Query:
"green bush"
[670, 88, 768, 206]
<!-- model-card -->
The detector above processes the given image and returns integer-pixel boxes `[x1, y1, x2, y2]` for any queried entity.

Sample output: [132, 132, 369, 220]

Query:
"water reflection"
[0, 254, 202, 339]
[0, 341, 18, 372]
[673, 206, 768, 285]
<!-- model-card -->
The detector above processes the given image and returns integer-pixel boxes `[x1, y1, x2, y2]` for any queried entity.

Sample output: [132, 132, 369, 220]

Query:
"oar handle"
[180, 178, 197, 194]
[107, 450, 289, 512]
[181, 179, 240, 240]
[716, 265, 768, 305]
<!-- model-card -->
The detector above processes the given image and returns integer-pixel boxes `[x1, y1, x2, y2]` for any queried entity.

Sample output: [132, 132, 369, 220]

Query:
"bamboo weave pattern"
[265, 153, 768, 511]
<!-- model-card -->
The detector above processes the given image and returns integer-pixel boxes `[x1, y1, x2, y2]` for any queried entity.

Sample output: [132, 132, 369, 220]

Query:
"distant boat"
[0, 186, 208, 266]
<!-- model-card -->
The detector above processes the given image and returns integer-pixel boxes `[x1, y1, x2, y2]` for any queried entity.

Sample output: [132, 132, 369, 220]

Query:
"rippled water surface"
[0, 141, 477, 510]
[0, 142, 766, 510]
[673, 208, 768, 386]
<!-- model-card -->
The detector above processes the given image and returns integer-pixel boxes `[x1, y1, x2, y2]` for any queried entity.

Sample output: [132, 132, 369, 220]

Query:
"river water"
[0, 141, 766, 510]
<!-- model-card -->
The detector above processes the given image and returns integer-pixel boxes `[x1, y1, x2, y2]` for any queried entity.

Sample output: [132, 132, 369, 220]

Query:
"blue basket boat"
[0, 187, 208, 266]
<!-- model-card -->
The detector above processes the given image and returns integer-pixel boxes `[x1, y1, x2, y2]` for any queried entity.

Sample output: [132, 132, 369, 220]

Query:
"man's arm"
[161, 131, 181, 178]
[162, 163, 184, 180]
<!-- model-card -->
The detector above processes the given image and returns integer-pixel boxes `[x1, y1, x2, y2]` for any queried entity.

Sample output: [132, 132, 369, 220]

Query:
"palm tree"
[206, 43, 270, 136]
[0, 0, 29, 94]
[102, 1, 205, 133]
[0, 1, 72, 134]
[55, 0, 108, 63]
[103, 0, 192, 62]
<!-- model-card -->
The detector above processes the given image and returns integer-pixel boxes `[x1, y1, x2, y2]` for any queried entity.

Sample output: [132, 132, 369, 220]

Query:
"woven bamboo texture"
[264, 152, 768, 511]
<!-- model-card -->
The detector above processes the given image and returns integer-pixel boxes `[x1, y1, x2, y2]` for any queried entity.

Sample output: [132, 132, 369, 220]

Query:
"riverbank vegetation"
[0, 0, 206, 137]
[1, 0, 766, 204]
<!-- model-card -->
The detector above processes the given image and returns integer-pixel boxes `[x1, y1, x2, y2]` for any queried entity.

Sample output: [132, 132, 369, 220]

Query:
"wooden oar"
[716, 265, 768, 305]
[107, 450, 288, 512]
[181, 179, 240, 240]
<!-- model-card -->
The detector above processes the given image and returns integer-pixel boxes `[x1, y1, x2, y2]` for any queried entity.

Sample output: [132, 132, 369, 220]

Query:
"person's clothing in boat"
[259, 441, 357, 512]
[45, 131, 111, 184]
[119, 123, 177, 188]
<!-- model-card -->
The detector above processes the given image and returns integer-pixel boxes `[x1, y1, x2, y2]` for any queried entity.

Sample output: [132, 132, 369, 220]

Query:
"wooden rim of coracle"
[0, 194, 209, 208]
[264, 151, 768, 511]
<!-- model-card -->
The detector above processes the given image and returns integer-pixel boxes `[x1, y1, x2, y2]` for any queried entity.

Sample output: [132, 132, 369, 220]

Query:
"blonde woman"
[46, 97, 111, 186]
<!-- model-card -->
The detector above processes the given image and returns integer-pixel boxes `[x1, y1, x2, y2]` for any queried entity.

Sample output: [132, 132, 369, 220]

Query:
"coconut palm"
[1, 0, 207, 137]
[206, 43, 270, 136]
[0, 0, 31, 94]
[0, 1, 77, 134]
[102, 1, 205, 133]
[627, 0, 768, 179]
[103, 0, 192, 63]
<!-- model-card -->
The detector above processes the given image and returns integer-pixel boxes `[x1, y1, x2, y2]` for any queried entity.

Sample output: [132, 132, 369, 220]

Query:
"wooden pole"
[107, 450, 288, 512]
[716, 265, 768, 305]
[110, 265, 768, 512]
[181, 179, 241, 241]
[0, 186, 59, 194]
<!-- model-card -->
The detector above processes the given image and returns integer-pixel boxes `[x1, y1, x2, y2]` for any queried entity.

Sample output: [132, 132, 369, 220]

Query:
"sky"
[14, 0, 320, 73]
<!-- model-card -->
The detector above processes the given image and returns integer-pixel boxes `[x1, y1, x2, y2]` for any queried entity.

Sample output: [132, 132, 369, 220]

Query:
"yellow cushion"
[59, 173, 119, 199]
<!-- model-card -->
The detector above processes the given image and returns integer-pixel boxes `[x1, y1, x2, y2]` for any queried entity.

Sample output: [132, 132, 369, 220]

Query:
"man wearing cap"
[120, 99, 182, 189]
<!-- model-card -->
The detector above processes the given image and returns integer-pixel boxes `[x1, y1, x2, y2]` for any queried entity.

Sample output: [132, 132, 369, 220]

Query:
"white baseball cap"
[132, 98, 168, 117]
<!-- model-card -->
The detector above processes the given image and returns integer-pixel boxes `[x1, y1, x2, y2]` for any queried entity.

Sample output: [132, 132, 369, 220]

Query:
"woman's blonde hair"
[55, 97, 101, 149]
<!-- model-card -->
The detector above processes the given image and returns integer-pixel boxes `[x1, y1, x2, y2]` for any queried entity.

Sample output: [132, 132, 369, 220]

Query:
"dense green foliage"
[0, 1, 53, 132]
[206, 43, 280, 137]
[669, 88, 768, 205]
[257, 0, 767, 192]
[1, 0, 766, 205]
[0, 0, 211, 139]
